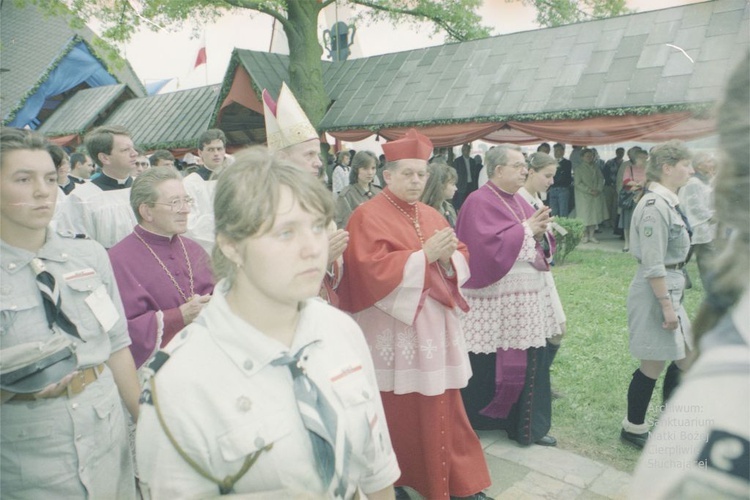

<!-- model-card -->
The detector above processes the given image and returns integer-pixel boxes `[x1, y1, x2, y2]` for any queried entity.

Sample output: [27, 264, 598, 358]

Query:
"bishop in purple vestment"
[109, 168, 214, 368]
[455, 145, 560, 447]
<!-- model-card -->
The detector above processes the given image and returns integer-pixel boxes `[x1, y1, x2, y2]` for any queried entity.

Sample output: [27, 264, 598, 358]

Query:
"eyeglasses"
[152, 197, 195, 211]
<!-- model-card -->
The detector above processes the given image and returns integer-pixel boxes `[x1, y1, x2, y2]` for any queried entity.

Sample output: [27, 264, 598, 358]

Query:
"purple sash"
[479, 348, 527, 418]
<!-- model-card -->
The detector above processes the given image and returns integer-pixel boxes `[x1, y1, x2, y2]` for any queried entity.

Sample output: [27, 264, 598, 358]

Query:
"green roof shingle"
[103, 85, 221, 150]
[314, 0, 747, 132]
[38, 84, 129, 136]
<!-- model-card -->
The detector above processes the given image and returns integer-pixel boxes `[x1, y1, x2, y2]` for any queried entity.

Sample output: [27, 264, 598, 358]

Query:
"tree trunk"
[284, 1, 330, 130]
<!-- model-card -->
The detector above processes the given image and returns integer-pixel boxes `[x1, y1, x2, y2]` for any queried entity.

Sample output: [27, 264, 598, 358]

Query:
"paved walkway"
[399, 430, 631, 500]
[477, 430, 631, 500]
[574, 226, 627, 254]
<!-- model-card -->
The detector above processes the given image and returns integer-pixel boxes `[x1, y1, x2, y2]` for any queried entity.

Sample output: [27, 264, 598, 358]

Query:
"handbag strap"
[149, 376, 272, 495]
[627, 165, 635, 190]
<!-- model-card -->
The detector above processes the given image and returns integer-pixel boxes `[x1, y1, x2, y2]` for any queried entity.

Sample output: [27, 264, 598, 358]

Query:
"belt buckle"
[66, 370, 85, 398]
[66, 366, 99, 398]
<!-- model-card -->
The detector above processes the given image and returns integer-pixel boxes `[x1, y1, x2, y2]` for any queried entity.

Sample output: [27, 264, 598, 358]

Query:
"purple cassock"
[455, 181, 556, 434]
[457, 183, 533, 289]
[108, 225, 215, 368]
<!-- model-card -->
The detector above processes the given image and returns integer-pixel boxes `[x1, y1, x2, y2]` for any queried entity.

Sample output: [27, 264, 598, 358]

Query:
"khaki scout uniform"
[627, 182, 693, 360]
[1, 231, 135, 499]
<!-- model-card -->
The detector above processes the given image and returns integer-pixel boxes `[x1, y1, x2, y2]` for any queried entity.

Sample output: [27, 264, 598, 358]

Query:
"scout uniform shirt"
[136, 281, 400, 499]
[1, 231, 135, 498]
[630, 182, 691, 278]
[627, 182, 693, 360]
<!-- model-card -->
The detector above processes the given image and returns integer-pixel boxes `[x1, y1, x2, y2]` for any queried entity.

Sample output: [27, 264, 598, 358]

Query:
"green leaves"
[552, 216, 585, 265]
[515, 0, 632, 28]
[352, 0, 491, 42]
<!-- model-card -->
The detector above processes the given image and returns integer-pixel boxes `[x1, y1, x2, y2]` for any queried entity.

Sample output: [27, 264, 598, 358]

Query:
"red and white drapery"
[324, 111, 716, 147]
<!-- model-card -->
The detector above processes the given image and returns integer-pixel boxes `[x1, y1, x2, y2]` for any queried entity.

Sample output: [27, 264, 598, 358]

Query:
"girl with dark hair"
[421, 159, 459, 227]
[334, 151, 381, 228]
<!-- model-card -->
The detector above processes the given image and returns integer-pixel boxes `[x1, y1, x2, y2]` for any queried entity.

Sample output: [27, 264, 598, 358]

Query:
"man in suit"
[452, 143, 482, 210]
[549, 143, 573, 217]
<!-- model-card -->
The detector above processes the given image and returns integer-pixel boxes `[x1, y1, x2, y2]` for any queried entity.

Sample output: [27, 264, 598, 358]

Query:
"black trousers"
[461, 346, 552, 445]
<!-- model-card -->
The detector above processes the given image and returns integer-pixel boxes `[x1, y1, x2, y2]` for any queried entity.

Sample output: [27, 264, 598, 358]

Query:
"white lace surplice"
[352, 251, 473, 396]
[460, 228, 562, 353]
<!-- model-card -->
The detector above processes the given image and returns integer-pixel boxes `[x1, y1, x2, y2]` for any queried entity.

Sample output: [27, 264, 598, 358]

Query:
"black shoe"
[395, 486, 410, 500]
[535, 435, 557, 446]
[620, 429, 648, 449]
[451, 493, 493, 500]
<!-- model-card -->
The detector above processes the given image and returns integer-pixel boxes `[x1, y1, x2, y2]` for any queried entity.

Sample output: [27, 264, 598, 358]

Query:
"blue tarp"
[7, 41, 117, 128]
[146, 78, 174, 95]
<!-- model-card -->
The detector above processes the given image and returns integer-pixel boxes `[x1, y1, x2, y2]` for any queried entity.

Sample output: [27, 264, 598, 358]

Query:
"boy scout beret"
[0, 336, 77, 393]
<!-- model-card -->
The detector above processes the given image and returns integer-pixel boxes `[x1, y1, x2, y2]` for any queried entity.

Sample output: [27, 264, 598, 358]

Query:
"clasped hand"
[328, 228, 349, 266]
[424, 227, 458, 265]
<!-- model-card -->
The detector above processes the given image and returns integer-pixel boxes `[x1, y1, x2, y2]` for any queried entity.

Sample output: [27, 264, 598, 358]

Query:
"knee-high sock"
[662, 362, 682, 403]
[627, 369, 657, 426]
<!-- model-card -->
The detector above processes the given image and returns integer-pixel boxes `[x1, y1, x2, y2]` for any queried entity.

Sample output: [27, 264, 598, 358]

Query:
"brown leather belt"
[665, 262, 686, 270]
[10, 364, 105, 401]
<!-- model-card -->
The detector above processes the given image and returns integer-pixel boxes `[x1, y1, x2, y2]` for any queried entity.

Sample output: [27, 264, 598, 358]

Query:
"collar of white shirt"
[649, 182, 680, 207]
[200, 280, 323, 377]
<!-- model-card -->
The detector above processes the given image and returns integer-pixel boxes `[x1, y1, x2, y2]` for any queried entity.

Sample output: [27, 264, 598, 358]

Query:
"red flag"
[194, 44, 206, 68]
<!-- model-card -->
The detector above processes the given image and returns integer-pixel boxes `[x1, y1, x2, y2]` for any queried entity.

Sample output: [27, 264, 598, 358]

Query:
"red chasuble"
[338, 189, 490, 498]
[339, 189, 468, 316]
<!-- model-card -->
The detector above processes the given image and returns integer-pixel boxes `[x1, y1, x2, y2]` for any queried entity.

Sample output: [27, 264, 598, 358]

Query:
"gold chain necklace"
[134, 229, 195, 303]
[382, 191, 424, 244]
[488, 184, 526, 224]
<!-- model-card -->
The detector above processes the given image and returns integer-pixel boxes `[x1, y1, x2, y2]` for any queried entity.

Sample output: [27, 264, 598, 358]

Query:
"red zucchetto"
[382, 129, 433, 162]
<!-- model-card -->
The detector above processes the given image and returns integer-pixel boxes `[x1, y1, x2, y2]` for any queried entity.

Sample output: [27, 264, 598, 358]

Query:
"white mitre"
[262, 82, 318, 152]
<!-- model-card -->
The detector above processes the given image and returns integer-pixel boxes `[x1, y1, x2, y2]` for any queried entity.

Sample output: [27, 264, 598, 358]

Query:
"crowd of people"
[1, 52, 747, 499]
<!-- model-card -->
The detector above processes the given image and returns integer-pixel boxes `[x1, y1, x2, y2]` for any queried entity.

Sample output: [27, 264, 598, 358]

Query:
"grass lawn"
[549, 247, 704, 473]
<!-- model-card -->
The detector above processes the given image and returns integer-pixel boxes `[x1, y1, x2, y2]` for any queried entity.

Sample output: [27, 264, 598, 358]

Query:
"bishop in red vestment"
[339, 130, 491, 499]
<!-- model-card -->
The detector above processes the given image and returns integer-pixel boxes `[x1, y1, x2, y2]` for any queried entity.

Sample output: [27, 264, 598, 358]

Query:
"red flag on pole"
[194, 34, 207, 68]
[194, 46, 206, 68]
